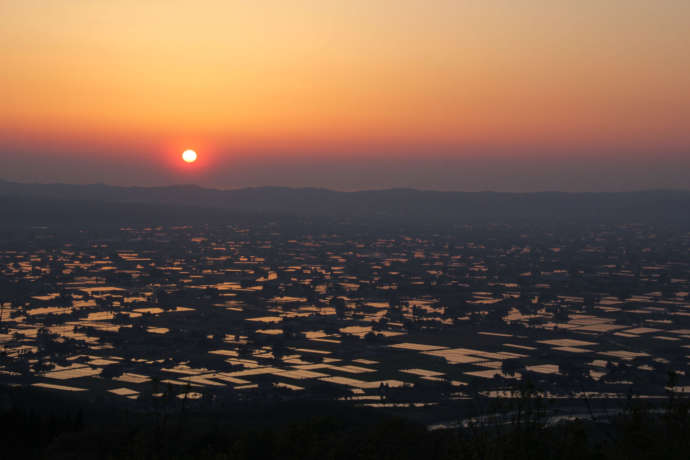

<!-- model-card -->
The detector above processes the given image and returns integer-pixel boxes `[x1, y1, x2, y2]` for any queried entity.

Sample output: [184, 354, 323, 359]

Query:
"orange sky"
[1, 1, 689, 190]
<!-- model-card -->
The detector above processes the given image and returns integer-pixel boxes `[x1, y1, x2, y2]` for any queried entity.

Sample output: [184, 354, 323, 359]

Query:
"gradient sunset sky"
[1, 1, 689, 191]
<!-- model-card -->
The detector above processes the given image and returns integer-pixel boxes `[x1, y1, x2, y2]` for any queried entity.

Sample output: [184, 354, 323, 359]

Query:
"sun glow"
[182, 149, 197, 163]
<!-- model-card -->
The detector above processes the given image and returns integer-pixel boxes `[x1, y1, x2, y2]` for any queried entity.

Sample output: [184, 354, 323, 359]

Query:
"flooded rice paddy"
[1, 223, 689, 413]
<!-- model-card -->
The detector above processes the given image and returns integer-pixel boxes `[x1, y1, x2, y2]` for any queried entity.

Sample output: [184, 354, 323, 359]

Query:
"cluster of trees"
[3, 382, 690, 459]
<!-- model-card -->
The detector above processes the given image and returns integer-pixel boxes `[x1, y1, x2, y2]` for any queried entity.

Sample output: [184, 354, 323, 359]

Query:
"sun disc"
[182, 149, 197, 163]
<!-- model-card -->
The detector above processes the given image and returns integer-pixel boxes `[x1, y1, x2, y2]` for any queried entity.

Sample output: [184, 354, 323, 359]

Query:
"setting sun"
[182, 149, 197, 163]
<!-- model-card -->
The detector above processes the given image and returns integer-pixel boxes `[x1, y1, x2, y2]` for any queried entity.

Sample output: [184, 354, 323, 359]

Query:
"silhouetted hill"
[0, 179, 689, 226]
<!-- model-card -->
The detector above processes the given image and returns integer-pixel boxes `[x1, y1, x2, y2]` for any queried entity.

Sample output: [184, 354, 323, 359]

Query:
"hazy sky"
[1, 0, 689, 191]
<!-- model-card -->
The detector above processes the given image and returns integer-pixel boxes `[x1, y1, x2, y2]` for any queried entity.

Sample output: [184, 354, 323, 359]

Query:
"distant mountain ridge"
[0, 179, 689, 226]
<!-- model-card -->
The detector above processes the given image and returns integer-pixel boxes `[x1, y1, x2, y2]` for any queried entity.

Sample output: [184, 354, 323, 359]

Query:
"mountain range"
[1, 179, 689, 227]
